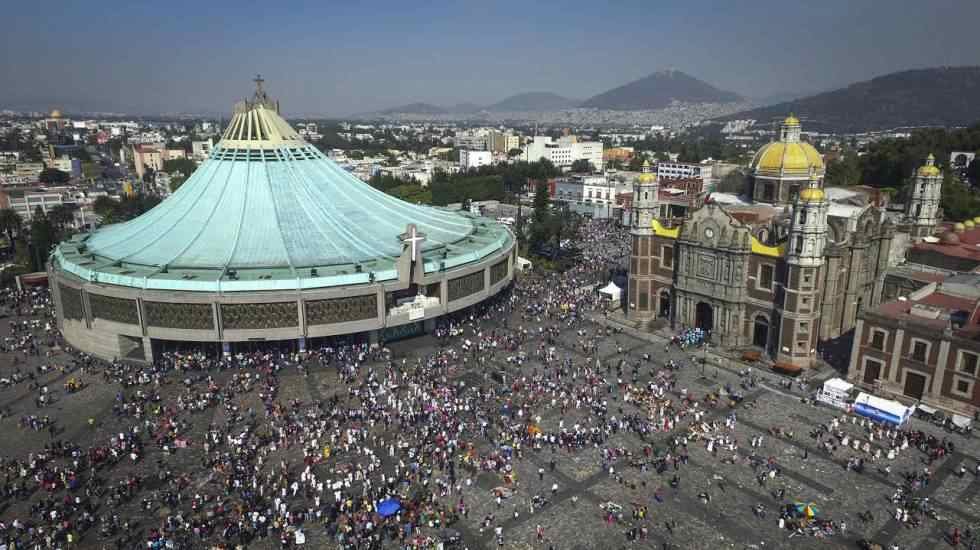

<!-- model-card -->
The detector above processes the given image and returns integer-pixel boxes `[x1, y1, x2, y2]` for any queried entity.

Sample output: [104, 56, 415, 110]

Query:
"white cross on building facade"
[399, 224, 426, 262]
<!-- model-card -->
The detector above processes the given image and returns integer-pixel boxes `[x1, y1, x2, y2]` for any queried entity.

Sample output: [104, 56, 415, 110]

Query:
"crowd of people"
[0, 218, 975, 550]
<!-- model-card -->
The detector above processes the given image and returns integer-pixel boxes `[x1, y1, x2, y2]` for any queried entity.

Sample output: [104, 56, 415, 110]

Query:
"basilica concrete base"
[50, 242, 515, 363]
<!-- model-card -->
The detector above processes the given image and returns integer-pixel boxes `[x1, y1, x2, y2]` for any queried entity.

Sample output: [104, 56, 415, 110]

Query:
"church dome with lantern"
[751, 116, 825, 177]
[917, 154, 941, 178]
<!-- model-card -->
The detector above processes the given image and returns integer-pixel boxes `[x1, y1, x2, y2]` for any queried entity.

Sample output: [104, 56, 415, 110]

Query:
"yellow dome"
[784, 114, 800, 126]
[966, 220, 976, 229]
[955, 223, 966, 233]
[917, 153, 941, 177]
[637, 173, 655, 183]
[49, 109, 62, 119]
[752, 141, 824, 175]
[973, 216, 980, 224]
[799, 186, 825, 202]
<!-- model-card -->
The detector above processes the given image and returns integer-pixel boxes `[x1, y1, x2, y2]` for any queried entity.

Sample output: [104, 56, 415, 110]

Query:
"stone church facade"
[628, 117, 940, 367]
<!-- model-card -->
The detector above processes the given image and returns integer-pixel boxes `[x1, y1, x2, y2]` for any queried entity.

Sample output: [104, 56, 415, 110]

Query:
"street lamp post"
[701, 342, 709, 378]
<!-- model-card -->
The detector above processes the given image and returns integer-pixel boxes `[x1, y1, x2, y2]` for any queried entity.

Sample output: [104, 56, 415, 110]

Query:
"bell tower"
[778, 177, 828, 367]
[632, 169, 659, 233]
[906, 153, 942, 241]
[628, 169, 660, 321]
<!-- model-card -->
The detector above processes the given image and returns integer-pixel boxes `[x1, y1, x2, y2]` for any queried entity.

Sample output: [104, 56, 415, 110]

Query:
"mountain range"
[721, 66, 980, 132]
[579, 69, 742, 110]
[371, 92, 581, 116]
[366, 70, 749, 116]
[486, 92, 580, 112]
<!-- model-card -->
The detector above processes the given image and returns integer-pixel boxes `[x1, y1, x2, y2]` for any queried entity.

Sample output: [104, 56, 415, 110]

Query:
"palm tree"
[0, 208, 23, 253]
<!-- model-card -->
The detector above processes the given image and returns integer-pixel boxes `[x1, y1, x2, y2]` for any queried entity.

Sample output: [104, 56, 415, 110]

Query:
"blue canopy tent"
[853, 392, 912, 427]
[377, 498, 401, 517]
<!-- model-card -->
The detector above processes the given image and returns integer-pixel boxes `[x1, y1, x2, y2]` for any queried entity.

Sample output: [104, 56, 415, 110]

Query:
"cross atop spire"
[252, 74, 270, 104]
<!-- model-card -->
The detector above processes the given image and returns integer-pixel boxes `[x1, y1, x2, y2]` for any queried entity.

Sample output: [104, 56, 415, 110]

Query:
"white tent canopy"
[598, 281, 621, 301]
[823, 378, 853, 394]
[817, 377, 854, 410]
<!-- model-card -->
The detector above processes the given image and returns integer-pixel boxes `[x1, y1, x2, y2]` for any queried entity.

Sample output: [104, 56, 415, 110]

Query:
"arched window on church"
[799, 209, 807, 225]
[795, 236, 803, 253]
[644, 192, 648, 200]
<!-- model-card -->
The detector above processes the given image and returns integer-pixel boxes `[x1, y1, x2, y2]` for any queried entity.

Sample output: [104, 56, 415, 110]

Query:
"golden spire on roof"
[221, 77, 303, 149]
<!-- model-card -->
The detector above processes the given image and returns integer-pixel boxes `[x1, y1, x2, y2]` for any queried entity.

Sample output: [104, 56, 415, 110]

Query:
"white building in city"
[459, 149, 492, 171]
[554, 175, 623, 205]
[192, 139, 214, 161]
[656, 162, 704, 181]
[522, 136, 603, 171]
[454, 130, 490, 151]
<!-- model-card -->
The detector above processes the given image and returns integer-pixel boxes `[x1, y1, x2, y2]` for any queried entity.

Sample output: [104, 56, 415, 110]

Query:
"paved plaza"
[2, 217, 980, 550]
[2, 292, 980, 550]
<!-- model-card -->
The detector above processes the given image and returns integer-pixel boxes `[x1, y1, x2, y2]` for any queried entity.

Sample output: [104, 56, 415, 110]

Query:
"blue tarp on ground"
[377, 498, 401, 517]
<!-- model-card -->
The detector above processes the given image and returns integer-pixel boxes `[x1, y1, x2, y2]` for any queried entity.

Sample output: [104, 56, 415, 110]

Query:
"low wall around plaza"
[50, 242, 515, 362]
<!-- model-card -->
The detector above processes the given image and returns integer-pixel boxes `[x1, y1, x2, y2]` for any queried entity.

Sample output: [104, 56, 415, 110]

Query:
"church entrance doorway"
[659, 291, 671, 318]
[753, 315, 769, 349]
[903, 372, 927, 401]
[695, 302, 713, 332]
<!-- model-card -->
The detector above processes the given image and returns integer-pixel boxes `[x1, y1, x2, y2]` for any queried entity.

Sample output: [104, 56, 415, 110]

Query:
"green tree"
[507, 148, 523, 158]
[90, 195, 161, 224]
[81, 161, 103, 180]
[967, 156, 980, 185]
[163, 158, 197, 177]
[28, 207, 57, 271]
[39, 168, 70, 184]
[73, 147, 92, 162]
[570, 159, 593, 173]
[940, 178, 980, 221]
[48, 204, 76, 231]
[716, 170, 747, 194]
[169, 177, 187, 193]
[627, 155, 647, 172]
[529, 181, 552, 251]
[824, 153, 862, 187]
[93, 196, 118, 219]
[0, 208, 23, 252]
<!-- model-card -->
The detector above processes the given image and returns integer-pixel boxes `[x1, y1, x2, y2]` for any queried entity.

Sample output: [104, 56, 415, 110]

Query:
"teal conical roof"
[87, 98, 471, 269]
[54, 82, 511, 292]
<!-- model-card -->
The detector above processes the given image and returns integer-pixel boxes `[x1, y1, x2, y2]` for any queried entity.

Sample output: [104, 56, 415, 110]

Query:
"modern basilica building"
[49, 80, 515, 361]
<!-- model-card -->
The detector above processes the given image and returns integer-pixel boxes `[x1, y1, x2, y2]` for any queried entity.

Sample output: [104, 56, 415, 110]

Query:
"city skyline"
[2, 0, 979, 116]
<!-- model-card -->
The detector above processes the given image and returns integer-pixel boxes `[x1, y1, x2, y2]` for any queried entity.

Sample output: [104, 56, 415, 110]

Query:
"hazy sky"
[2, 0, 979, 116]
